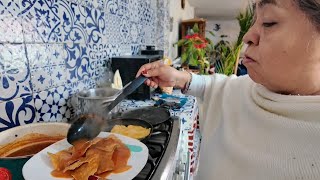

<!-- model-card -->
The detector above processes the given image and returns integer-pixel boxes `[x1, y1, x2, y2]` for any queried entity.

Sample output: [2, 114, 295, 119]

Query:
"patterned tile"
[83, 0, 105, 10]
[105, 0, 118, 15]
[119, 16, 130, 44]
[104, 14, 122, 44]
[131, 44, 140, 55]
[30, 67, 50, 92]
[106, 44, 120, 58]
[0, 44, 32, 102]
[64, 43, 91, 83]
[155, 0, 170, 56]
[26, 44, 67, 92]
[26, 43, 65, 69]
[87, 43, 108, 78]
[0, 0, 24, 43]
[33, 85, 71, 122]
[68, 78, 96, 95]
[119, 44, 131, 55]
[0, 95, 36, 132]
[129, 22, 141, 44]
[117, 0, 128, 17]
[20, 0, 62, 43]
[59, 1, 88, 43]
[70, 0, 83, 4]
[139, 1, 154, 25]
[86, 6, 106, 44]
[128, 0, 139, 23]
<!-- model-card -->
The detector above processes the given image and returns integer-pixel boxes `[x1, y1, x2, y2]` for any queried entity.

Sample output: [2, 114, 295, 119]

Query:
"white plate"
[22, 132, 149, 180]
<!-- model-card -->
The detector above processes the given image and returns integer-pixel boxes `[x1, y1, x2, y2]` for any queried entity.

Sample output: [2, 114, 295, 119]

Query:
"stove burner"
[133, 118, 174, 180]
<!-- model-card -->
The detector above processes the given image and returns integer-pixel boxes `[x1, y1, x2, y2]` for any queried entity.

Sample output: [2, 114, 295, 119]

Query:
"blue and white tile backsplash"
[0, 0, 170, 131]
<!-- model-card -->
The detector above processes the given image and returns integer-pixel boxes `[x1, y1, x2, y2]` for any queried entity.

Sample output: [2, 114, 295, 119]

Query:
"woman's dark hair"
[295, 0, 320, 30]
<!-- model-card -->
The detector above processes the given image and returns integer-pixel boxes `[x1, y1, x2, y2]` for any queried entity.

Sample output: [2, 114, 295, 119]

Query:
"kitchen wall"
[0, 0, 169, 132]
[206, 19, 240, 46]
[167, 0, 194, 60]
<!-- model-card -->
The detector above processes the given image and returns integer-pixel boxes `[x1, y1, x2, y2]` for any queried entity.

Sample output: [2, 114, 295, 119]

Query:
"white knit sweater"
[187, 74, 320, 180]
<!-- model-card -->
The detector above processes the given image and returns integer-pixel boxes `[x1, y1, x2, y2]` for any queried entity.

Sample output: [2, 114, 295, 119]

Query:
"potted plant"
[210, 3, 254, 76]
[174, 24, 213, 75]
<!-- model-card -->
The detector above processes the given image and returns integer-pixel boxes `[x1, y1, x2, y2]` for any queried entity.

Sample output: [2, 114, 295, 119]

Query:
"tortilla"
[111, 125, 151, 139]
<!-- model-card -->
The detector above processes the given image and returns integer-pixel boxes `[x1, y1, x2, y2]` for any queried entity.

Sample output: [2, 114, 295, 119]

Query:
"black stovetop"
[133, 118, 173, 180]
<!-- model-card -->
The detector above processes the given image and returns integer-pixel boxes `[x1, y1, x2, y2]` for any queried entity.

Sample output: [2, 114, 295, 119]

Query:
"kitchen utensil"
[76, 87, 121, 114]
[120, 106, 171, 126]
[67, 75, 147, 144]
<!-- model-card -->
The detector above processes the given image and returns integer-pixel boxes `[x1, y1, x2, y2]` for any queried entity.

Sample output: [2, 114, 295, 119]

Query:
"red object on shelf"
[0, 168, 12, 180]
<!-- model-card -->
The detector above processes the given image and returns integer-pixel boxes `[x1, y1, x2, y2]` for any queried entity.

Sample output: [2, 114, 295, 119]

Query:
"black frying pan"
[120, 107, 171, 126]
[103, 118, 153, 142]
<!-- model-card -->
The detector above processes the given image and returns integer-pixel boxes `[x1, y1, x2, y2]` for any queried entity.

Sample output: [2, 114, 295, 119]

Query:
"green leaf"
[208, 31, 215, 37]
[192, 23, 199, 33]
[181, 53, 188, 63]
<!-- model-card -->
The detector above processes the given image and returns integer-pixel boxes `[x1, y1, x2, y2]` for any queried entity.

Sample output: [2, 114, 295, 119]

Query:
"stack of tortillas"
[111, 70, 123, 90]
[160, 57, 173, 94]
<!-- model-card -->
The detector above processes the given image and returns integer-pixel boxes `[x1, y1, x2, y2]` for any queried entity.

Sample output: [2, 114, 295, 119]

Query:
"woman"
[136, 0, 320, 179]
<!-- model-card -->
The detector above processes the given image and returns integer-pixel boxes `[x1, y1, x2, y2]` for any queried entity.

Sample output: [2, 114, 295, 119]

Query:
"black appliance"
[111, 55, 162, 100]
[140, 46, 164, 57]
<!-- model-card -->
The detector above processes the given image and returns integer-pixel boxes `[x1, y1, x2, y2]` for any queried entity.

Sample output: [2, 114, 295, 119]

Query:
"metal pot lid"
[120, 106, 170, 126]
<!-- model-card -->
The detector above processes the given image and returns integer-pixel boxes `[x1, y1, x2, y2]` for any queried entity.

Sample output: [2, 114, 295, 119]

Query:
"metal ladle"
[66, 75, 147, 144]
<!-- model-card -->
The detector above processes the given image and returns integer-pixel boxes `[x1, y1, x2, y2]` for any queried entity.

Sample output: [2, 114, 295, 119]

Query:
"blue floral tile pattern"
[83, 0, 104, 10]
[33, 85, 71, 122]
[0, 95, 36, 132]
[64, 43, 90, 83]
[20, 0, 62, 43]
[0, 0, 168, 132]
[119, 16, 130, 44]
[68, 78, 96, 95]
[86, 6, 106, 44]
[0, 0, 24, 43]
[87, 43, 108, 78]
[59, 1, 87, 43]
[105, 0, 119, 15]
[26, 44, 67, 92]
[0, 44, 32, 102]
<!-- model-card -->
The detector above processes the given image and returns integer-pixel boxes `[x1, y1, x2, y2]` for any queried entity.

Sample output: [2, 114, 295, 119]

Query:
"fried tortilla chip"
[49, 135, 132, 180]
[86, 147, 116, 174]
[71, 161, 99, 180]
[48, 150, 72, 171]
[112, 142, 131, 172]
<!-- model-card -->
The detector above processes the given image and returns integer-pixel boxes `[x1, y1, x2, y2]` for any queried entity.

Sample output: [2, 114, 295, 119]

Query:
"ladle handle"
[104, 75, 147, 112]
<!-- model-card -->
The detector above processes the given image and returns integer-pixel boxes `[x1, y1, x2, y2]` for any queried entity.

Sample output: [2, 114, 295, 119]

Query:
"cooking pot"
[73, 87, 121, 118]
[0, 122, 70, 180]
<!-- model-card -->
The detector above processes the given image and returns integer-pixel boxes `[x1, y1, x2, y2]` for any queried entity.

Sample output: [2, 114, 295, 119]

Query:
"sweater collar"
[251, 83, 320, 122]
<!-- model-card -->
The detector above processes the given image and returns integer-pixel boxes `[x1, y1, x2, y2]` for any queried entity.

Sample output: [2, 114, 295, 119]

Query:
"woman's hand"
[136, 60, 191, 89]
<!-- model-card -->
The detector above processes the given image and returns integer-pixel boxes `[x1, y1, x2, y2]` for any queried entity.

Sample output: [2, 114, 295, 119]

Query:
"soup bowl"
[0, 122, 70, 180]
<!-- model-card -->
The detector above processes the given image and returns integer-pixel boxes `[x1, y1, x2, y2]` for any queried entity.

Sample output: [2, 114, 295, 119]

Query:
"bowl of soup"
[0, 122, 70, 180]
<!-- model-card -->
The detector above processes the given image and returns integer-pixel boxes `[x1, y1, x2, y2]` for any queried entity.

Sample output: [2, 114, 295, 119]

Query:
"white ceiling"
[188, 0, 251, 19]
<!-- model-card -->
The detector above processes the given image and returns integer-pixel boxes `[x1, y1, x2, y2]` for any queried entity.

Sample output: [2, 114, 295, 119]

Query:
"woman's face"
[243, 0, 320, 95]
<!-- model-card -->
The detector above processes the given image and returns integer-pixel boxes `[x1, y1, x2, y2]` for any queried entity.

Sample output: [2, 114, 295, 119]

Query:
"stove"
[133, 117, 181, 180]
